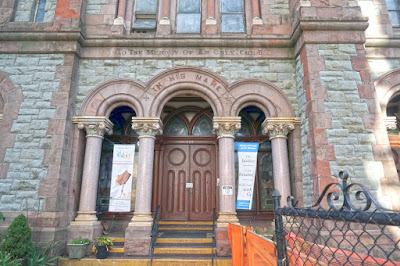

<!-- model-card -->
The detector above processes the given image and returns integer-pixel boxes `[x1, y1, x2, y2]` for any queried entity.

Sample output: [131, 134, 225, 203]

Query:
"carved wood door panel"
[189, 144, 216, 220]
[161, 143, 216, 221]
[162, 145, 190, 220]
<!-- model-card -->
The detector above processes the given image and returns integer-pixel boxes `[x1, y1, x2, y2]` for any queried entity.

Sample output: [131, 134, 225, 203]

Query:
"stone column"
[158, 0, 171, 33]
[251, 0, 263, 25]
[68, 117, 113, 242]
[213, 117, 241, 256]
[125, 117, 162, 256]
[262, 117, 297, 207]
[0, 114, 2, 122]
[114, 0, 127, 25]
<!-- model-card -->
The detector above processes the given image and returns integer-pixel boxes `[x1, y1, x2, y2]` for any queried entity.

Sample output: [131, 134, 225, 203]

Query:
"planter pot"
[67, 243, 89, 259]
[96, 245, 109, 259]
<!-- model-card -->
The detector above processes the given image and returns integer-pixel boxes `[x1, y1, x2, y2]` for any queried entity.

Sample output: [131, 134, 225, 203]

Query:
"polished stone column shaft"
[263, 117, 298, 207]
[72, 116, 113, 225]
[129, 118, 162, 226]
[213, 117, 241, 225]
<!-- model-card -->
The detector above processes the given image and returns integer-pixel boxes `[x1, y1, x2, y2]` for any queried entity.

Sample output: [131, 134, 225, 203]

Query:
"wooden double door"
[161, 139, 217, 221]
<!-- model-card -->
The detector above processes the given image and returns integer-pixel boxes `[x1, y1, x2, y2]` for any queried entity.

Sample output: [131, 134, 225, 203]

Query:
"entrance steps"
[59, 221, 231, 265]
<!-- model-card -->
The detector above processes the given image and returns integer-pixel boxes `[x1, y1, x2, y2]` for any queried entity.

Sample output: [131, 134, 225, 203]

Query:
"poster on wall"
[236, 142, 259, 210]
[109, 144, 135, 212]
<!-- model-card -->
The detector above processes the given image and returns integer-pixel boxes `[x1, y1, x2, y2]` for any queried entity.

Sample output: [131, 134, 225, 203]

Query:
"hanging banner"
[236, 142, 259, 210]
[109, 144, 135, 212]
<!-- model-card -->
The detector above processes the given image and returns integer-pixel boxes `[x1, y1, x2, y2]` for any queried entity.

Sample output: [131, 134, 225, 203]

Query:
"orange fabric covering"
[286, 232, 400, 266]
[228, 224, 277, 266]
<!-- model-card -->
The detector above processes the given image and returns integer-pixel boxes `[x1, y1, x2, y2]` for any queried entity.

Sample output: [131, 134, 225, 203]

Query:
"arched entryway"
[152, 96, 217, 221]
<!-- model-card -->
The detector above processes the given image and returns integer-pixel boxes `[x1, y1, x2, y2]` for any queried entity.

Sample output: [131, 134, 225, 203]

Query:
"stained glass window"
[164, 116, 189, 136]
[192, 115, 213, 135]
[238, 117, 252, 136]
[387, 0, 400, 27]
[35, 0, 46, 22]
[177, 0, 201, 33]
[221, 0, 245, 32]
[133, 0, 158, 33]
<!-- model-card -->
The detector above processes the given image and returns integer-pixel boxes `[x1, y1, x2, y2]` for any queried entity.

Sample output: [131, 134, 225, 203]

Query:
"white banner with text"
[109, 144, 135, 212]
[236, 142, 259, 210]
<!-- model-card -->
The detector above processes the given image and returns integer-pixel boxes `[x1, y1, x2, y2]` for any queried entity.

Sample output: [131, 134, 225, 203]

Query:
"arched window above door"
[163, 108, 213, 136]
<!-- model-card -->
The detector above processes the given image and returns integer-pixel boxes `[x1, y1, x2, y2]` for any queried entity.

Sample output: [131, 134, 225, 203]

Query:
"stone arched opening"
[228, 79, 295, 118]
[146, 67, 229, 117]
[79, 78, 146, 117]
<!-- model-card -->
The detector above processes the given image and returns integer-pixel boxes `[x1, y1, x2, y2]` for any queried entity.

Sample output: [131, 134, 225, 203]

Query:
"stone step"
[156, 238, 212, 244]
[59, 257, 232, 265]
[154, 247, 214, 255]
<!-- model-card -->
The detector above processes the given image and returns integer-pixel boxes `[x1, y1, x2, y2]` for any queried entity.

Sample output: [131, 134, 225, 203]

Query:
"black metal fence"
[273, 171, 400, 266]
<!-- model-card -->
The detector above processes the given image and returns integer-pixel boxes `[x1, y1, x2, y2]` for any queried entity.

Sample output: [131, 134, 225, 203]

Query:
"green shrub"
[0, 251, 23, 266]
[27, 243, 59, 266]
[1, 214, 33, 262]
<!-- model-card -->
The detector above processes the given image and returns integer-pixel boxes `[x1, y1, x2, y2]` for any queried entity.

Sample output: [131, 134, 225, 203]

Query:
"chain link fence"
[273, 171, 400, 266]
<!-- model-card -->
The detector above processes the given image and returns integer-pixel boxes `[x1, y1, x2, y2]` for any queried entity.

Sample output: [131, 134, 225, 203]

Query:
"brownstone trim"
[0, 71, 23, 179]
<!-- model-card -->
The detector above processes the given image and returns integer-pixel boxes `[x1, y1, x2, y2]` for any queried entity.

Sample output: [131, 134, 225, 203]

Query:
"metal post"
[272, 189, 287, 266]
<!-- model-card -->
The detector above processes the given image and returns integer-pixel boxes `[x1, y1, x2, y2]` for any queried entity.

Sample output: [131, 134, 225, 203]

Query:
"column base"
[70, 211, 100, 226]
[128, 212, 153, 227]
[124, 224, 152, 256]
[216, 226, 232, 256]
[216, 212, 240, 227]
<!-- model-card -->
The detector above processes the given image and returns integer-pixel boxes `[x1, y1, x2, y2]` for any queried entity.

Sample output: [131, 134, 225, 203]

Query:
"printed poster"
[109, 144, 135, 212]
[236, 142, 259, 210]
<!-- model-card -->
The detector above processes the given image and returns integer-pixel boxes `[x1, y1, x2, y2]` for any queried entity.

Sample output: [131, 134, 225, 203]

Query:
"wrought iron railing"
[212, 207, 216, 266]
[148, 205, 160, 266]
[273, 171, 400, 266]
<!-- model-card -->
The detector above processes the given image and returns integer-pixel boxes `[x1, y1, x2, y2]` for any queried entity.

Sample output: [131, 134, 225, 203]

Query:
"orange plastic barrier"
[286, 232, 400, 266]
[246, 231, 277, 266]
[228, 224, 276, 266]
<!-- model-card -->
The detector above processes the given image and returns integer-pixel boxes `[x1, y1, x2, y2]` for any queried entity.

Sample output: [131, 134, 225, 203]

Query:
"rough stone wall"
[75, 59, 298, 115]
[319, 44, 384, 196]
[13, 0, 57, 22]
[295, 55, 313, 207]
[0, 54, 64, 211]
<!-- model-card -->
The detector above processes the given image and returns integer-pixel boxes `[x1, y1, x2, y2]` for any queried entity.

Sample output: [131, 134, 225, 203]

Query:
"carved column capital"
[262, 117, 300, 140]
[132, 117, 163, 139]
[213, 117, 242, 139]
[73, 116, 113, 139]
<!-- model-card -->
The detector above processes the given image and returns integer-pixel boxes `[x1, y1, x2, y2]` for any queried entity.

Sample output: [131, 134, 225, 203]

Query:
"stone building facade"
[0, 0, 400, 256]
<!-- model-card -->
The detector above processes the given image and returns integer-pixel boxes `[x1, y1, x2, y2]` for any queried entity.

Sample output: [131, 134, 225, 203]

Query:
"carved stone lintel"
[384, 116, 397, 130]
[73, 116, 113, 139]
[131, 117, 163, 138]
[262, 117, 300, 140]
[213, 117, 241, 139]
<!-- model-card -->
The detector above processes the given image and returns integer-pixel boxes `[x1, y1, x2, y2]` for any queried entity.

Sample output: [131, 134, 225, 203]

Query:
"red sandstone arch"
[147, 67, 229, 117]
[79, 79, 146, 117]
[0, 71, 24, 178]
[229, 79, 295, 117]
[375, 68, 400, 116]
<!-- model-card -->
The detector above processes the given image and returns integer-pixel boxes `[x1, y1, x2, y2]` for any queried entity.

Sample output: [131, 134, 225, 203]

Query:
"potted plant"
[67, 237, 91, 259]
[94, 237, 113, 259]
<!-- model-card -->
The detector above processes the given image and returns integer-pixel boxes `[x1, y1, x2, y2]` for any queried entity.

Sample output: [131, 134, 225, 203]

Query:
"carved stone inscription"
[82, 47, 292, 59]
[147, 71, 226, 95]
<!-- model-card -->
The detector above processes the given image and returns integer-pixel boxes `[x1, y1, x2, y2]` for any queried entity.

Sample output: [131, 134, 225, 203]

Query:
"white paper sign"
[109, 144, 135, 212]
[222, 185, 233, 195]
[236, 142, 259, 210]
[186, 183, 193, 188]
